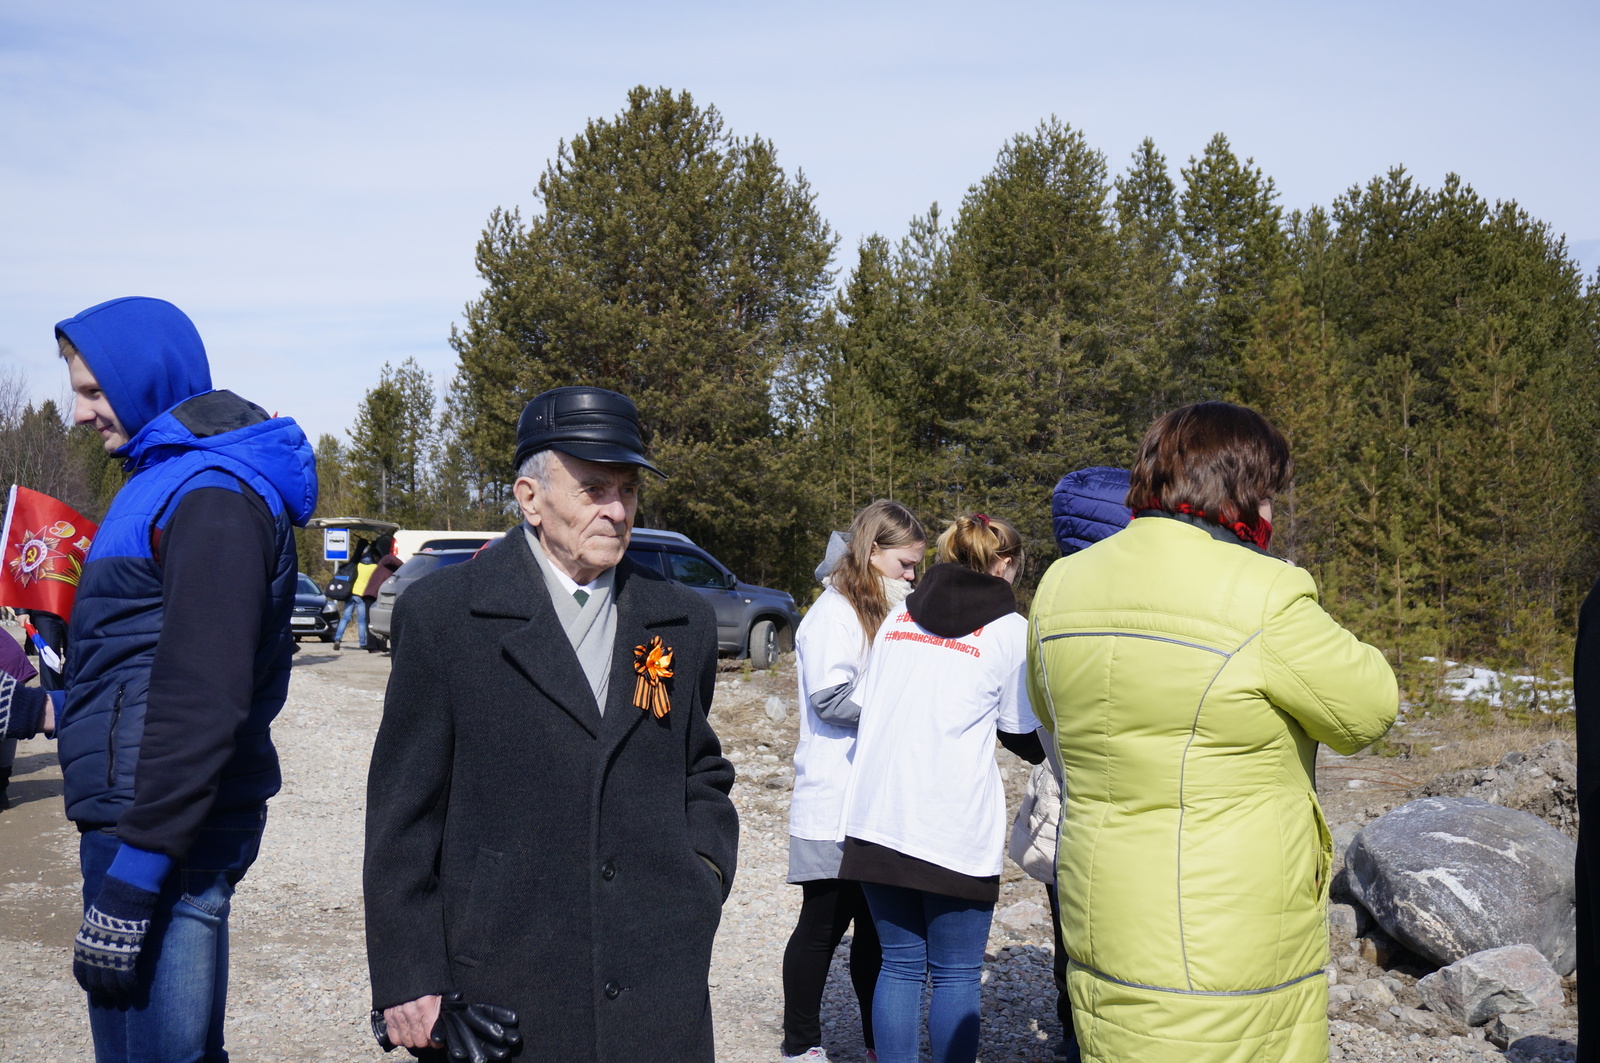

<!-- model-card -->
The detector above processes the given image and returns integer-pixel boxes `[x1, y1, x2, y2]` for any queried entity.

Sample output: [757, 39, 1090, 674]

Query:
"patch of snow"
[1417, 657, 1573, 712]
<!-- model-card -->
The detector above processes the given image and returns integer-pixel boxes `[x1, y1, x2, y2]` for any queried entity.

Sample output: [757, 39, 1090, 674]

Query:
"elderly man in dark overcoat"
[364, 386, 739, 1061]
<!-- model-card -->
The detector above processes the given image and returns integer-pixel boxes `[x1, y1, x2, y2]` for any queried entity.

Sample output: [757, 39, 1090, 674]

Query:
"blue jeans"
[861, 882, 994, 1063]
[80, 813, 264, 1063]
[333, 596, 368, 647]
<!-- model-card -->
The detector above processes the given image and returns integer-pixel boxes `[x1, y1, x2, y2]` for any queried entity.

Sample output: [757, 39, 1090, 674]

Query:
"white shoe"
[781, 1049, 830, 1062]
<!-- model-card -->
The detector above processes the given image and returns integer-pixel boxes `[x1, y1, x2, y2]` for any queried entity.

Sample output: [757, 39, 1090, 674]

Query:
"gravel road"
[0, 633, 1577, 1061]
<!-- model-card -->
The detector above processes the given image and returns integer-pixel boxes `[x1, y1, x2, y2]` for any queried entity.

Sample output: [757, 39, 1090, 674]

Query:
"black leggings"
[1046, 882, 1076, 1039]
[781, 878, 881, 1055]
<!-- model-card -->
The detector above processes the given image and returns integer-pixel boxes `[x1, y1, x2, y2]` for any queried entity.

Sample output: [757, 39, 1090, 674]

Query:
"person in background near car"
[52, 296, 317, 1063]
[1028, 401, 1396, 1063]
[364, 385, 738, 1061]
[838, 514, 1044, 1063]
[363, 537, 401, 602]
[781, 499, 927, 1063]
[332, 544, 378, 652]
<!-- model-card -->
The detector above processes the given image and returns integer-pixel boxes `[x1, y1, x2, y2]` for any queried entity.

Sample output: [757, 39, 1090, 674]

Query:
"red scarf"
[1140, 500, 1273, 550]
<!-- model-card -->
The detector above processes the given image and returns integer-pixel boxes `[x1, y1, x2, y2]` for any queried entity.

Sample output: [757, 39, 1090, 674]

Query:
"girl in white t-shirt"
[837, 514, 1046, 1063]
[782, 500, 926, 1063]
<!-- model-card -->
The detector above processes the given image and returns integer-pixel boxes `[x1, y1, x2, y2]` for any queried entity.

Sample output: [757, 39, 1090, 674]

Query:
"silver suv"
[626, 529, 800, 669]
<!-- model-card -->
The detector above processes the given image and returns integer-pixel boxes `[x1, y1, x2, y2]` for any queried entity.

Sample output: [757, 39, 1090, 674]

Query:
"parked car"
[626, 529, 800, 669]
[290, 573, 338, 642]
[368, 548, 482, 645]
[366, 530, 801, 669]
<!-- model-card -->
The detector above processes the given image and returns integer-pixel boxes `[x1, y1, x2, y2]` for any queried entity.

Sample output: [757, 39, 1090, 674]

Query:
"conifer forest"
[7, 86, 1598, 701]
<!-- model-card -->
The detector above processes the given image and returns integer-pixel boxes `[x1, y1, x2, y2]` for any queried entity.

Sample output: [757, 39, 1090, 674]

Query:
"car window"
[393, 555, 442, 579]
[625, 547, 665, 576]
[434, 552, 474, 568]
[665, 551, 725, 589]
[297, 574, 322, 596]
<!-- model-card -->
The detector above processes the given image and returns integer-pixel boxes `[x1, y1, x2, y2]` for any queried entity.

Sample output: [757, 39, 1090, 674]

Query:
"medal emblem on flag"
[1, 485, 99, 620]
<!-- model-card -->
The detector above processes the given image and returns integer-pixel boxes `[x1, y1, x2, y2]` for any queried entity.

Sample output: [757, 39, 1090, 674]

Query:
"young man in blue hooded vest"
[52, 296, 318, 1062]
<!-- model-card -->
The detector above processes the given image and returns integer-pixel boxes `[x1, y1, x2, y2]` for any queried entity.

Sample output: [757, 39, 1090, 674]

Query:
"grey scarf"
[524, 525, 617, 714]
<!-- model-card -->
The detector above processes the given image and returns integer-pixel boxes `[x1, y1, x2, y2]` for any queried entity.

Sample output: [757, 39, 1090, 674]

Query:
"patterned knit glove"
[73, 875, 159, 998]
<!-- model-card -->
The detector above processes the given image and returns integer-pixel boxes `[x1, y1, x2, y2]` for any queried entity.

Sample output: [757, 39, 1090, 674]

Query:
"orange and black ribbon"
[632, 636, 674, 718]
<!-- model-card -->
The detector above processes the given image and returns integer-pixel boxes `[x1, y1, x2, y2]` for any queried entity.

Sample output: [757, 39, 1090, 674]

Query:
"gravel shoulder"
[0, 631, 1575, 1061]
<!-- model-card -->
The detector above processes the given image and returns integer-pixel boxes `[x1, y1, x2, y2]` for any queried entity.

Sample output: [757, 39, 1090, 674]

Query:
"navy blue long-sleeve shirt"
[115, 483, 277, 859]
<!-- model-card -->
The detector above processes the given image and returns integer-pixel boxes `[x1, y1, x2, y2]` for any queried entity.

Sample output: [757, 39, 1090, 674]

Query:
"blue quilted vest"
[57, 391, 317, 828]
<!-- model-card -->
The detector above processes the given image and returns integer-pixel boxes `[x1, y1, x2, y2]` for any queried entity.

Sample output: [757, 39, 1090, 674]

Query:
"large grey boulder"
[1346, 796, 1576, 974]
[1415, 944, 1564, 1026]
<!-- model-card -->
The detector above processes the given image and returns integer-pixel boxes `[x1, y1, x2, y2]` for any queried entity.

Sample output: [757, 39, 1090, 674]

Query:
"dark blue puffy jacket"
[1051, 466, 1132, 556]
[55, 298, 317, 835]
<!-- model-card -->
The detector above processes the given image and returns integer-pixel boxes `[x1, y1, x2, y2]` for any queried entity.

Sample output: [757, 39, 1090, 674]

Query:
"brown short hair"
[1125, 402, 1291, 526]
[937, 513, 1024, 576]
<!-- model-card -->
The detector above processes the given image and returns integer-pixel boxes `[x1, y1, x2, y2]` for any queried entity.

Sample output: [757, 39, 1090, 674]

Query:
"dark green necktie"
[573, 589, 589, 607]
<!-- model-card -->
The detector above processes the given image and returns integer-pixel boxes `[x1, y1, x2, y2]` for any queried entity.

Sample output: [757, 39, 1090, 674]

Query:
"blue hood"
[55, 297, 212, 439]
[1051, 466, 1132, 556]
[125, 389, 319, 527]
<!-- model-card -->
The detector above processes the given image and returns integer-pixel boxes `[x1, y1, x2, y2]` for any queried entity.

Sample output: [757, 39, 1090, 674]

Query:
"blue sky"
[2, 1, 1595, 442]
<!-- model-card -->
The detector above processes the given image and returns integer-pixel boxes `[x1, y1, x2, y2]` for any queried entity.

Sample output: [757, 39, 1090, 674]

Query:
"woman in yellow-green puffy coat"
[1027, 402, 1398, 1063]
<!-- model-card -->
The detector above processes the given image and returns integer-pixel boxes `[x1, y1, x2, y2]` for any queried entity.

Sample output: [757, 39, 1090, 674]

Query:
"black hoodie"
[905, 563, 1018, 637]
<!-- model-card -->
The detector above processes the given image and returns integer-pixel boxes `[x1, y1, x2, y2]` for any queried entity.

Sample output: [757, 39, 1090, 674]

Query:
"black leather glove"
[371, 993, 520, 1060]
[73, 875, 159, 998]
[434, 994, 520, 1062]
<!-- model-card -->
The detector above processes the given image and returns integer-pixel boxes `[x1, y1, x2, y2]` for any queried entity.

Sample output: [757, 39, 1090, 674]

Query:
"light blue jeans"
[333, 596, 368, 647]
[861, 882, 995, 1063]
[80, 813, 263, 1063]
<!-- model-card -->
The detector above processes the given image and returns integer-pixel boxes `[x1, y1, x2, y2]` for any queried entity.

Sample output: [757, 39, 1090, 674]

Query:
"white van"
[391, 528, 505, 563]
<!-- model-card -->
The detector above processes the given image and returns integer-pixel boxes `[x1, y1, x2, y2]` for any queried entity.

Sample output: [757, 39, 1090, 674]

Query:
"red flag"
[0, 485, 99, 620]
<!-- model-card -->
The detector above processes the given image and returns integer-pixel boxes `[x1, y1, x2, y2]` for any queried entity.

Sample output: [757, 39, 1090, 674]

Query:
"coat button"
[601, 861, 616, 881]
[604, 980, 622, 1000]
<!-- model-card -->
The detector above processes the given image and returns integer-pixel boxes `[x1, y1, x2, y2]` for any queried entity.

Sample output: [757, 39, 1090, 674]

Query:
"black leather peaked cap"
[513, 386, 666, 478]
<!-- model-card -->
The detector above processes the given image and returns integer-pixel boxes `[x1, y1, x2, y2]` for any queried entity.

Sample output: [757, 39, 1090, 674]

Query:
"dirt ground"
[0, 620, 1580, 1061]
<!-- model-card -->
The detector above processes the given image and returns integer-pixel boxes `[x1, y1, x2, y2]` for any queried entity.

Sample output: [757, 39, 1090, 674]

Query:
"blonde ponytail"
[936, 513, 1024, 576]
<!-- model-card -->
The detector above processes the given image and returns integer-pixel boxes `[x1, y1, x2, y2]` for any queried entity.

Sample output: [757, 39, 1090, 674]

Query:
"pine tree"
[1178, 133, 1287, 392]
[347, 358, 435, 523]
[450, 86, 837, 592]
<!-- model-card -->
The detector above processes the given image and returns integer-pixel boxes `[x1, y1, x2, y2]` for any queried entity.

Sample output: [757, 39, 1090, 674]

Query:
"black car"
[626, 529, 801, 669]
[367, 548, 481, 645]
[290, 573, 339, 641]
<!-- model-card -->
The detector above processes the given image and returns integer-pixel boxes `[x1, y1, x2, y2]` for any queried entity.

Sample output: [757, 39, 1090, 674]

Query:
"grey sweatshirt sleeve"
[809, 681, 863, 726]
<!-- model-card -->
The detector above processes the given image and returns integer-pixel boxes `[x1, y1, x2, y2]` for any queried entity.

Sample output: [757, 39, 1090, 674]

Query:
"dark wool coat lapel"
[473, 533, 602, 736]
[600, 562, 691, 747]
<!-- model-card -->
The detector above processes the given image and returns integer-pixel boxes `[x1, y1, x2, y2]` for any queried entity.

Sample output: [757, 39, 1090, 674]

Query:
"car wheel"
[320, 632, 335, 643]
[748, 620, 778, 670]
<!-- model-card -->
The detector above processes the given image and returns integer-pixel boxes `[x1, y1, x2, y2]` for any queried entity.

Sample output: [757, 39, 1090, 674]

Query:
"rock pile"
[1422, 739, 1578, 840]
[1322, 742, 1583, 1055]
[1416, 945, 1565, 1026]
